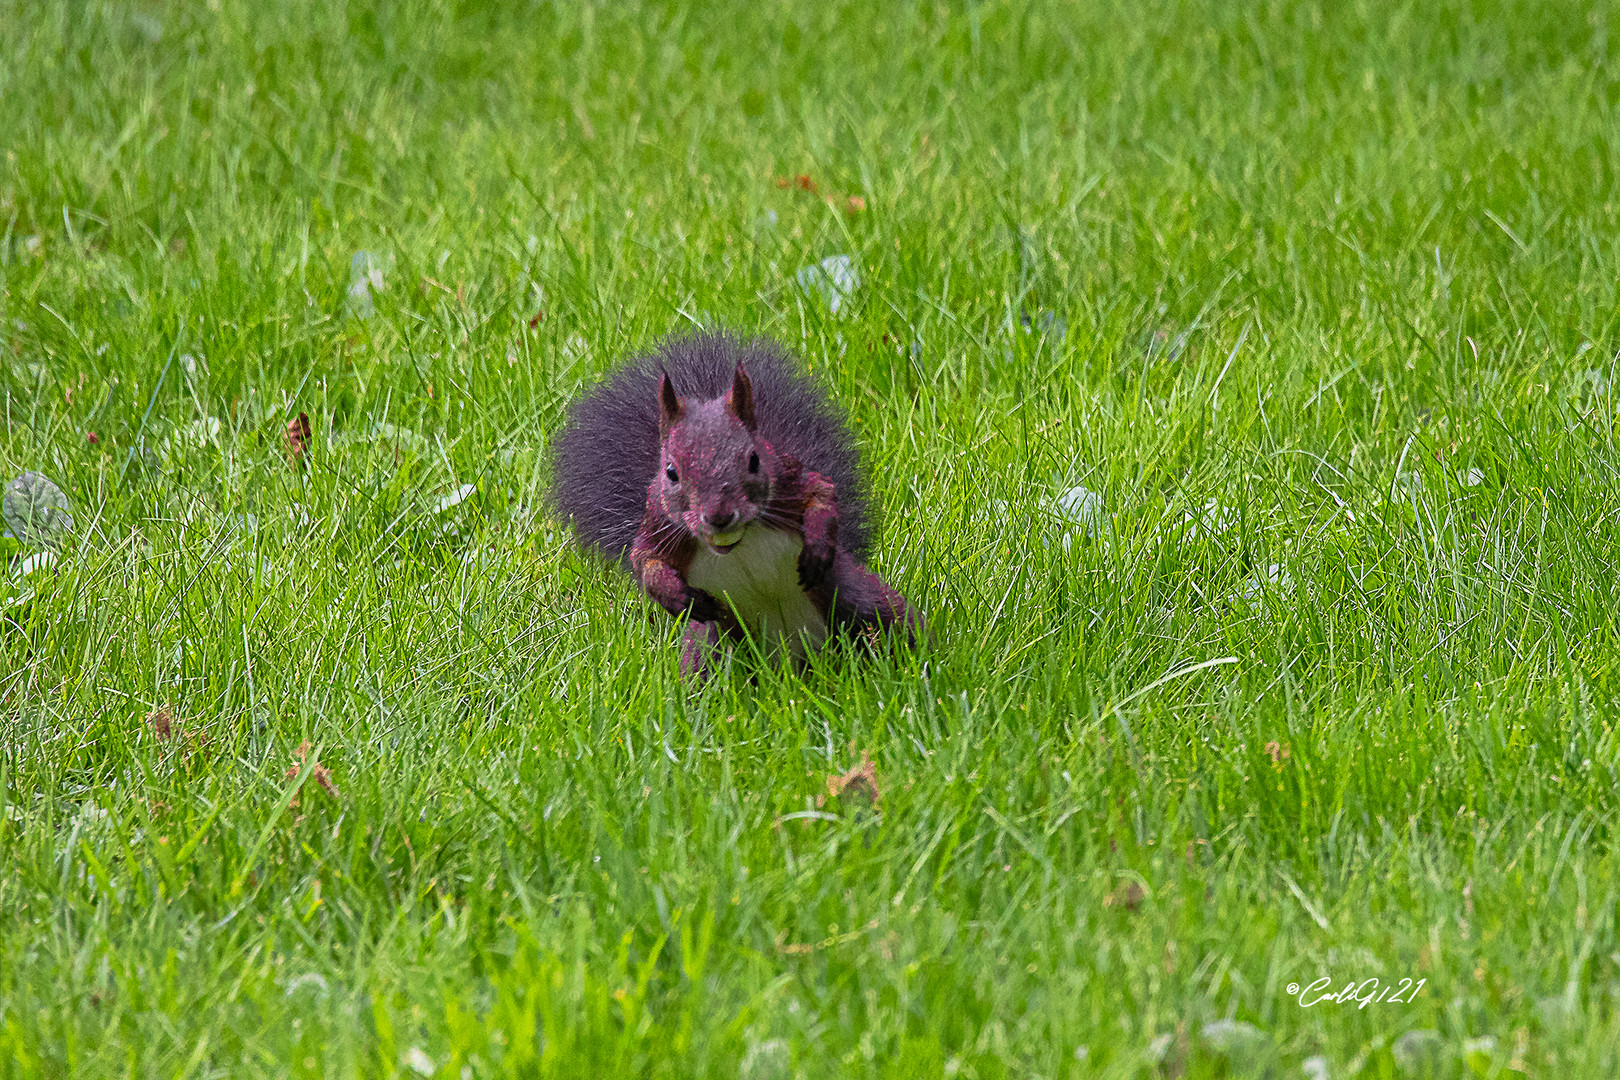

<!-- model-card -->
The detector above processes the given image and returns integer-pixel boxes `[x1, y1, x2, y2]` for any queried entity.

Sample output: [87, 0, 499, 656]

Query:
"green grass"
[3, 0, 1620, 1075]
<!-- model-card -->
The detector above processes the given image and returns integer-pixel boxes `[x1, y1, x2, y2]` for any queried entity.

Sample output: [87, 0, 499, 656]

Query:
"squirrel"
[550, 332, 922, 678]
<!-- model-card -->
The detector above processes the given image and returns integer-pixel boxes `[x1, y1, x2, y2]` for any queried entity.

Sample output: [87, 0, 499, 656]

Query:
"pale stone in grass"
[131, 11, 163, 42]
[1053, 483, 1106, 550]
[1201, 1019, 1264, 1052]
[795, 254, 860, 316]
[1013, 224, 1039, 275]
[284, 972, 328, 997]
[1574, 368, 1609, 398]
[226, 512, 260, 538]
[76, 803, 111, 835]
[1534, 994, 1571, 1029]
[371, 422, 426, 450]
[164, 416, 222, 451]
[404, 1047, 435, 1076]
[331, 421, 428, 456]
[17, 551, 56, 576]
[1390, 1028, 1442, 1070]
[1057, 483, 1103, 524]
[347, 278, 375, 319]
[433, 484, 477, 514]
[1302, 1054, 1330, 1080]
[348, 250, 388, 320]
[3, 472, 74, 548]
[1236, 562, 1294, 609]
[1180, 497, 1239, 540]
[739, 1037, 789, 1079]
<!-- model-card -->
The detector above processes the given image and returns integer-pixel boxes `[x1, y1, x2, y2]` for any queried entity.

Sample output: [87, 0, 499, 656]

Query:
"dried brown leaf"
[1104, 880, 1145, 911]
[310, 763, 338, 797]
[285, 412, 311, 463]
[286, 741, 340, 804]
[826, 753, 881, 808]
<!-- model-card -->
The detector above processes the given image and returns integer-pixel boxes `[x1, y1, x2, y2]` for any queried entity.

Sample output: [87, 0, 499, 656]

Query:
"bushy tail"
[549, 331, 873, 566]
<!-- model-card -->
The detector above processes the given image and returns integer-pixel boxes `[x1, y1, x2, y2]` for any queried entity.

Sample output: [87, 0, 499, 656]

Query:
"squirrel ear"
[727, 364, 757, 430]
[658, 372, 683, 439]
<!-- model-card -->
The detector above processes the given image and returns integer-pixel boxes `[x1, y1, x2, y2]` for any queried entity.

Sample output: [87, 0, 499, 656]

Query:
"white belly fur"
[687, 527, 828, 659]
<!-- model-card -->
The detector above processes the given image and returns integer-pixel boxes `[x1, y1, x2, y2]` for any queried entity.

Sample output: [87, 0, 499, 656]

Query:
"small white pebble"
[795, 255, 860, 316]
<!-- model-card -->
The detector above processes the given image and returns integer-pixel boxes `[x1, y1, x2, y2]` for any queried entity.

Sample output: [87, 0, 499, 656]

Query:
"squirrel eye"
[748, 452, 759, 474]
[665, 465, 679, 483]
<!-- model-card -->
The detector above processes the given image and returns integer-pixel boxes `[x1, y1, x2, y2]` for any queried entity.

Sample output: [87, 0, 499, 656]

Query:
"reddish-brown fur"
[551, 332, 921, 679]
[629, 366, 919, 678]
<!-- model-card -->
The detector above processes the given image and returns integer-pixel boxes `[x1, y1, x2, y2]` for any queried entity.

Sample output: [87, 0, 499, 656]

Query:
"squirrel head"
[655, 364, 778, 554]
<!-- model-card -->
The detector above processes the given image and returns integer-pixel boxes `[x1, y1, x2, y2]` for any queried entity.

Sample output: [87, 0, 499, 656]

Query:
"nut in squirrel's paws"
[704, 527, 745, 553]
[797, 541, 835, 589]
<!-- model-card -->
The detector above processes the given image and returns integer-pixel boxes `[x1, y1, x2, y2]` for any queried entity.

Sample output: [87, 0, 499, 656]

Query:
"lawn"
[3, 0, 1619, 1076]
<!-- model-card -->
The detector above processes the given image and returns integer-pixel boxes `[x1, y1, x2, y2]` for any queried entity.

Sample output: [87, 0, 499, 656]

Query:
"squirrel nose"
[705, 509, 738, 530]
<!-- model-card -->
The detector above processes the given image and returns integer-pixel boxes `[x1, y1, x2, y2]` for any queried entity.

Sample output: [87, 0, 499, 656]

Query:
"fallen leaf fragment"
[285, 412, 311, 464]
[147, 706, 212, 763]
[824, 753, 881, 808]
[1104, 880, 1145, 911]
[287, 740, 340, 804]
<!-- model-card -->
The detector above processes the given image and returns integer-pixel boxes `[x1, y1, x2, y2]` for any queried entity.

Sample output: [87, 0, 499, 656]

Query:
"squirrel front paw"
[684, 586, 727, 625]
[797, 539, 836, 590]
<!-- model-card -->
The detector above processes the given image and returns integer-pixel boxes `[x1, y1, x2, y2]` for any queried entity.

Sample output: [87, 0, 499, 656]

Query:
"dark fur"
[550, 332, 874, 564]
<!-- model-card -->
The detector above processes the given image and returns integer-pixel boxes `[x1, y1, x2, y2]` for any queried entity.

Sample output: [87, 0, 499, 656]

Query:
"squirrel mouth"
[705, 527, 745, 553]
